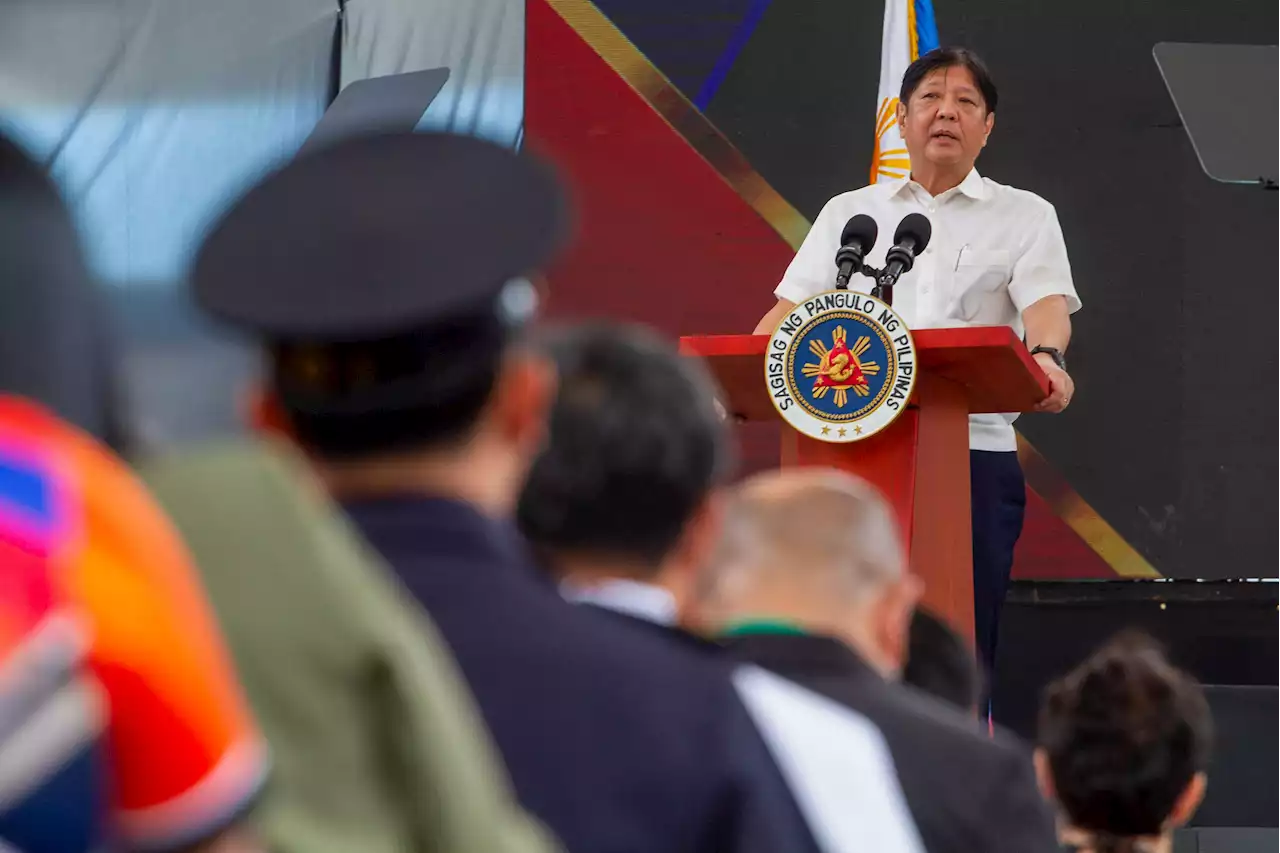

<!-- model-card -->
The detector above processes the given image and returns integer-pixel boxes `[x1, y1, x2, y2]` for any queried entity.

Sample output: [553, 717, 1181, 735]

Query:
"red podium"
[680, 326, 1049, 642]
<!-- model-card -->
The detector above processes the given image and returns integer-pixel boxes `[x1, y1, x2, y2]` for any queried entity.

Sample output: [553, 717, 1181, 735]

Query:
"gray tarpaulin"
[0, 0, 522, 444]
[0, 0, 338, 287]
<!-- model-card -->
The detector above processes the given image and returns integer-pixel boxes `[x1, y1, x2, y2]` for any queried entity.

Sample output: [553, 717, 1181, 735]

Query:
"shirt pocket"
[953, 248, 1012, 321]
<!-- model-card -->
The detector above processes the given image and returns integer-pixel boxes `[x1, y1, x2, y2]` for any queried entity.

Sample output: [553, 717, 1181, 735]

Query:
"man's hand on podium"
[1032, 353, 1074, 413]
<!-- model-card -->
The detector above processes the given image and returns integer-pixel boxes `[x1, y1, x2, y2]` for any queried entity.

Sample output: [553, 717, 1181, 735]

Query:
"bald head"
[699, 469, 919, 676]
[711, 469, 906, 597]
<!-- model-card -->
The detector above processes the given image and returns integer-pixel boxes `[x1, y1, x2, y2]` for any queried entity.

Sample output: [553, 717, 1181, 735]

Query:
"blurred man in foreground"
[695, 469, 1060, 853]
[0, 132, 266, 853]
[518, 322, 926, 852]
[517, 322, 731, 624]
[189, 131, 826, 853]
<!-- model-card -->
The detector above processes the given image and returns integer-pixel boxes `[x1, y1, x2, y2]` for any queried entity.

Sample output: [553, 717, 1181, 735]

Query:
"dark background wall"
[997, 579, 1277, 829]
[559, 0, 1279, 580]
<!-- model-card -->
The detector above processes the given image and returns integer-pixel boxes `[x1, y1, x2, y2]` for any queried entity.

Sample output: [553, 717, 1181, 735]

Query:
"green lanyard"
[719, 619, 810, 638]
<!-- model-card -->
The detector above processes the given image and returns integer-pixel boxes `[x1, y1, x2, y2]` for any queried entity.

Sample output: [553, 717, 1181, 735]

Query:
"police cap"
[194, 130, 567, 340]
[191, 130, 569, 453]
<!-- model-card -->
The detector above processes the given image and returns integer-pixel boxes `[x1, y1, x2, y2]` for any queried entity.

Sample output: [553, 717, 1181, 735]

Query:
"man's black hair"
[902, 608, 981, 711]
[516, 321, 731, 568]
[900, 46, 998, 113]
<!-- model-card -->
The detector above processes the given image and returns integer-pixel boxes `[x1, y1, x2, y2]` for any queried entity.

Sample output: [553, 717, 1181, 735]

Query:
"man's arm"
[753, 299, 798, 335]
[1022, 295, 1074, 413]
[1009, 201, 1079, 416]
[1024, 294, 1072, 352]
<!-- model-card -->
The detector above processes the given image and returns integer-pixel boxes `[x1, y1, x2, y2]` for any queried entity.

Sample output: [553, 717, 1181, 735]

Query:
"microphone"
[834, 214, 878, 289]
[880, 213, 932, 288]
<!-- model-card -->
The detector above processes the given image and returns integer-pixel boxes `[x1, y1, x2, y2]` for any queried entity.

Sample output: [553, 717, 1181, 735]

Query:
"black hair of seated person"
[1037, 631, 1212, 853]
[516, 321, 731, 569]
[902, 608, 980, 712]
[0, 132, 131, 455]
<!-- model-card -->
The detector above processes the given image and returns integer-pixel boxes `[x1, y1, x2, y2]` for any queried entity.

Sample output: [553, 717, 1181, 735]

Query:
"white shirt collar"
[561, 578, 678, 626]
[887, 167, 987, 202]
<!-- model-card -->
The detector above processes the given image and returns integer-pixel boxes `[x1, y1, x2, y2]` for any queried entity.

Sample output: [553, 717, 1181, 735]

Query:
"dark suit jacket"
[724, 632, 1060, 853]
[345, 496, 818, 853]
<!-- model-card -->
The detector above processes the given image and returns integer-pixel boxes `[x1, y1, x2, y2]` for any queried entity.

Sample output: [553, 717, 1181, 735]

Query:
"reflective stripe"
[0, 677, 105, 807]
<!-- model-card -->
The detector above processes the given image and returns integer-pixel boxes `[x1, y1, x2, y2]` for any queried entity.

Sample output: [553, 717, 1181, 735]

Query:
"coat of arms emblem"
[764, 291, 916, 443]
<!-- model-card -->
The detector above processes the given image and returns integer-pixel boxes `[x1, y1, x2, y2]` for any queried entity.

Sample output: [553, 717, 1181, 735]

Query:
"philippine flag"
[870, 0, 940, 184]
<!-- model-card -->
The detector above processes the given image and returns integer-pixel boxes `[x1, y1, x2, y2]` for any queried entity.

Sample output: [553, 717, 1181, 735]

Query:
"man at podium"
[753, 47, 1081, 698]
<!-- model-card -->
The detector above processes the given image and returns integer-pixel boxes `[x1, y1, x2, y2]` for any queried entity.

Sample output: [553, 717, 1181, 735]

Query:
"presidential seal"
[764, 290, 916, 443]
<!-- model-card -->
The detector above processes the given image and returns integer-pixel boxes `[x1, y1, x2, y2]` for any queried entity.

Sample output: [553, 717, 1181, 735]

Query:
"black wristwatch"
[1030, 346, 1067, 371]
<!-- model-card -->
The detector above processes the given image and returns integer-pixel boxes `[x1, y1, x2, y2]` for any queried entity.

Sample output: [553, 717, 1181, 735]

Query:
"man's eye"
[921, 92, 938, 100]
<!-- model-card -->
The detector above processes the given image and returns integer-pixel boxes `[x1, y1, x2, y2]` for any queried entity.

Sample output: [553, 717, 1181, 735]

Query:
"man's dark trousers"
[970, 449, 1026, 705]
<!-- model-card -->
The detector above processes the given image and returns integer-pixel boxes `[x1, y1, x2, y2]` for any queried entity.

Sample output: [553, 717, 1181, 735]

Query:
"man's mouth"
[930, 129, 959, 141]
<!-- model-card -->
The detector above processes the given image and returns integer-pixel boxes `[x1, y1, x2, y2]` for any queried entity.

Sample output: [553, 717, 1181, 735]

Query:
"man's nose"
[937, 97, 959, 119]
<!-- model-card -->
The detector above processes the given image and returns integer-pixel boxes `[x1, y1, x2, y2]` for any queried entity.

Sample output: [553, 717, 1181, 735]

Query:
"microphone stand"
[860, 247, 921, 307]
[843, 245, 920, 306]
[858, 264, 895, 307]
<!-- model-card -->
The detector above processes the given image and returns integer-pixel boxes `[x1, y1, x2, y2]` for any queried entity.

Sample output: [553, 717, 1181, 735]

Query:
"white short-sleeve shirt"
[774, 169, 1081, 452]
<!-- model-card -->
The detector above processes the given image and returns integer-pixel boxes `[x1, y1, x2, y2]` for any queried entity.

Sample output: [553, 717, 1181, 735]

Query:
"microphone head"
[840, 214, 878, 254]
[893, 213, 932, 254]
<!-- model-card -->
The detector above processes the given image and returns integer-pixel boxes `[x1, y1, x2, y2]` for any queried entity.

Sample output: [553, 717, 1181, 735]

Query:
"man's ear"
[1032, 748, 1055, 800]
[896, 98, 908, 133]
[674, 491, 726, 579]
[692, 490, 727, 554]
[242, 383, 294, 439]
[981, 110, 995, 147]
[668, 492, 727, 628]
[877, 573, 923, 674]
[491, 349, 556, 453]
[1168, 772, 1207, 828]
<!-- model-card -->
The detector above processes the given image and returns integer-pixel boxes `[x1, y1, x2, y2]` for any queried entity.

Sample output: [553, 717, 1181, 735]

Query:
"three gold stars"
[820, 424, 864, 438]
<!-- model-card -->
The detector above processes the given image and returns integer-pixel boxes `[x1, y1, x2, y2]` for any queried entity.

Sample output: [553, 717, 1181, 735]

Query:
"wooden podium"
[679, 326, 1049, 642]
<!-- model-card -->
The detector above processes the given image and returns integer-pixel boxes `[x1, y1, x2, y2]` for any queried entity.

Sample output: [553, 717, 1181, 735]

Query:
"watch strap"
[1030, 346, 1067, 370]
